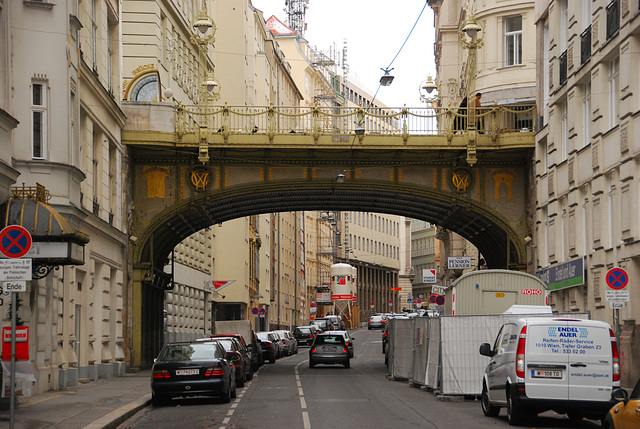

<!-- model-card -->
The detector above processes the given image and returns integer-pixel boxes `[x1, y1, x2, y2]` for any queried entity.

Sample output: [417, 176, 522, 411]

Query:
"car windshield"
[315, 335, 345, 345]
[217, 339, 234, 352]
[158, 343, 217, 361]
[311, 320, 329, 328]
[256, 332, 270, 341]
[295, 328, 311, 335]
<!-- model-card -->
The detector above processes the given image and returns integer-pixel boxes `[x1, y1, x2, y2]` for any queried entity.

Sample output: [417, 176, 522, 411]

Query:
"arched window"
[131, 74, 159, 101]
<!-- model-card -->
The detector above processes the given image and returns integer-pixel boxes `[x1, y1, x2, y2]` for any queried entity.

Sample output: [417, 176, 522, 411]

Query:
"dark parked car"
[256, 331, 277, 364]
[310, 318, 331, 333]
[293, 326, 317, 346]
[209, 334, 254, 380]
[309, 333, 350, 368]
[151, 341, 236, 405]
[210, 337, 250, 387]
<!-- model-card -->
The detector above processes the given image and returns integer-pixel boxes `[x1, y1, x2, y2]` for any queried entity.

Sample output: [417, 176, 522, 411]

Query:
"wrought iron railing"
[559, 50, 568, 86]
[606, 0, 620, 40]
[581, 26, 591, 65]
[175, 104, 536, 138]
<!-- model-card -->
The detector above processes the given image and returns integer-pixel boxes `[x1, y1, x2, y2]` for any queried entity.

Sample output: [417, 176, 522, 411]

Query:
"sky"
[250, 0, 436, 107]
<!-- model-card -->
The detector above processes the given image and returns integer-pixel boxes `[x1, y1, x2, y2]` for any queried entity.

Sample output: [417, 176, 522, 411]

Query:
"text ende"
[557, 327, 579, 337]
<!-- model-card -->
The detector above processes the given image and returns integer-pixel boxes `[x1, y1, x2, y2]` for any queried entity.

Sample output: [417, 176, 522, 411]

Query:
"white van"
[479, 317, 620, 425]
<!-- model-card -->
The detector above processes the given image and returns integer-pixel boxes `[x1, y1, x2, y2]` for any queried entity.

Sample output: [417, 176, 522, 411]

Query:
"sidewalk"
[0, 370, 151, 429]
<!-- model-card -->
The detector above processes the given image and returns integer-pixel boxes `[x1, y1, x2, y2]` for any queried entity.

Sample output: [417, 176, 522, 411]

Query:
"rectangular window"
[32, 82, 47, 159]
[609, 55, 620, 128]
[91, 0, 98, 70]
[561, 100, 568, 161]
[504, 16, 522, 66]
[582, 82, 591, 147]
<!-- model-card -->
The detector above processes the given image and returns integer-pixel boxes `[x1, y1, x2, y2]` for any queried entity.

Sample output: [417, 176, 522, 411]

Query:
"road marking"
[222, 417, 230, 424]
[299, 396, 307, 409]
[227, 409, 235, 416]
[302, 411, 311, 429]
[298, 387, 304, 396]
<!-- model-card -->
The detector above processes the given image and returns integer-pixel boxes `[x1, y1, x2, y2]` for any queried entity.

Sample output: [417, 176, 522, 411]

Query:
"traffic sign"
[0, 225, 32, 259]
[2, 281, 26, 292]
[605, 290, 629, 302]
[310, 302, 317, 308]
[435, 295, 445, 306]
[0, 258, 32, 281]
[415, 299, 422, 304]
[605, 267, 629, 290]
[251, 307, 259, 315]
[610, 302, 625, 309]
[429, 294, 439, 304]
[259, 308, 266, 316]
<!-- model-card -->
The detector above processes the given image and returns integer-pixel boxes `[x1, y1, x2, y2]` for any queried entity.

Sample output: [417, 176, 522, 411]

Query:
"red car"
[209, 334, 254, 380]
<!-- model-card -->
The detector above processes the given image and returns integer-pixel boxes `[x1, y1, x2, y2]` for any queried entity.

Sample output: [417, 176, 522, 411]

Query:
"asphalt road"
[118, 328, 603, 429]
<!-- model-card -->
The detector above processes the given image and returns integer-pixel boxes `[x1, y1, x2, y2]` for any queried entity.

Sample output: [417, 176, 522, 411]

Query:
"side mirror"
[611, 387, 629, 405]
[479, 343, 494, 357]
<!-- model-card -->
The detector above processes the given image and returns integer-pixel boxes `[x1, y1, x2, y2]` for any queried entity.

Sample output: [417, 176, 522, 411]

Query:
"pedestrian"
[454, 97, 467, 132]
[474, 92, 484, 132]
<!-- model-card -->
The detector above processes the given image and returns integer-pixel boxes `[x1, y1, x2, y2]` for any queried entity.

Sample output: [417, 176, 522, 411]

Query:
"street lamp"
[419, 75, 440, 105]
[458, 10, 484, 166]
[191, 1, 220, 163]
[379, 68, 395, 86]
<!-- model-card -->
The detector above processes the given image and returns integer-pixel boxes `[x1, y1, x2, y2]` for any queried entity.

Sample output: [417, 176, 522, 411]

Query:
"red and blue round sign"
[258, 308, 266, 316]
[251, 307, 259, 315]
[435, 295, 445, 306]
[606, 267, 628, 290]
[0, 225, 32, 259]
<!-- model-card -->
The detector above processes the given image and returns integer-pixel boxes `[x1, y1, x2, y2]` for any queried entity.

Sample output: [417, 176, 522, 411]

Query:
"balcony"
[580, 26, 591, 65]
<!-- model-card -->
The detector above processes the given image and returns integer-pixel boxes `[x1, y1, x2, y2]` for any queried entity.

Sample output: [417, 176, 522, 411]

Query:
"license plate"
[532, 369, 562, 378]
[176, 369, 199, 376]
[323, 347, 337, 352]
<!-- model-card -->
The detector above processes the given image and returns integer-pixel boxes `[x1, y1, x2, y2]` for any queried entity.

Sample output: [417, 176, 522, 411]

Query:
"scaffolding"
[285, 0, 309, 35]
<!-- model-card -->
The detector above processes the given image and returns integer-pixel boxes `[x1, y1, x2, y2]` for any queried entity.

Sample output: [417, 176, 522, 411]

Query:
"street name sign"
[422, 269, 436, 283]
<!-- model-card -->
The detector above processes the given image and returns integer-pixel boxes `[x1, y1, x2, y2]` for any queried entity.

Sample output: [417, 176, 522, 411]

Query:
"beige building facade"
[534, 0, 640, 386]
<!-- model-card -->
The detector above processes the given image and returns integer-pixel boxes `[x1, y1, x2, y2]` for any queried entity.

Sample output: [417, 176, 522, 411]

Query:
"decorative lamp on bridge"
[419, 75, 440, 106]
[458, 10, 485, 166]
[379, 68, 394, 86]
[190, 1, 220, 164]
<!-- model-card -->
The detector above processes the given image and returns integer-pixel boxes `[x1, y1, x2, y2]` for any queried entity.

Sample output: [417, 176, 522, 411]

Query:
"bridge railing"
[175, 104, 536, 137]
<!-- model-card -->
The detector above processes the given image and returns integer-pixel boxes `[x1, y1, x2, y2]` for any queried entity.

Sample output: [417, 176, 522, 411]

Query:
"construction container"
[446, 269, 548, 315]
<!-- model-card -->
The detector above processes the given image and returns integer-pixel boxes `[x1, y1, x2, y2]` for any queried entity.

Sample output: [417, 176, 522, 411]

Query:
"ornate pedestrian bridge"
[122, 102, 536, 366]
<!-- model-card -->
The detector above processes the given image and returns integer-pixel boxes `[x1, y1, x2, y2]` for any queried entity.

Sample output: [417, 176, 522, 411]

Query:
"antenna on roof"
[284, 0, 309, 35]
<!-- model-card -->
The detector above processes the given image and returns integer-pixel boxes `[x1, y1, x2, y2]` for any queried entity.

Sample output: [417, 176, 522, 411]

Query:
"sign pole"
[9, 291, 17, 429]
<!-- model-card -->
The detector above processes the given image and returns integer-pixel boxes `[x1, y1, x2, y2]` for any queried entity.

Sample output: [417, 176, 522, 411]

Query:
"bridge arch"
[134, 181, 525, 271]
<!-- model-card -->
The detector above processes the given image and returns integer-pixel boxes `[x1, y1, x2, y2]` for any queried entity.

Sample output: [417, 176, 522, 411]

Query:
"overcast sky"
[251, 0, 436, 107]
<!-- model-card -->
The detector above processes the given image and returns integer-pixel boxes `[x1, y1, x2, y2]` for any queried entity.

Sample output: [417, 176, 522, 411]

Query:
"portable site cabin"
[445, 270, 548, 315]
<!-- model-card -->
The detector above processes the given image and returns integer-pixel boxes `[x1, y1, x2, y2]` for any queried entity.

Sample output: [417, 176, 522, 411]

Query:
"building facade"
[534, 0, 640, 386]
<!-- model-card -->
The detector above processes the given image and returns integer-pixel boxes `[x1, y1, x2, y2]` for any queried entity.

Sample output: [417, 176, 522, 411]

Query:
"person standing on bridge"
[473, 92, 484, 133]
[454, 97, 468, 132]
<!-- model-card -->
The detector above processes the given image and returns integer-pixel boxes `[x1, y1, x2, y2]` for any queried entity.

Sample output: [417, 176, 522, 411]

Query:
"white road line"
[297, 380, 302, 387]
[222, 417, 230, 424]
[302, 411, 311, 429]
[227, 409, 235, 416]
[231, 403, 238, 409]
[298, 387, 304, 396]
[299, 396, 307, 409]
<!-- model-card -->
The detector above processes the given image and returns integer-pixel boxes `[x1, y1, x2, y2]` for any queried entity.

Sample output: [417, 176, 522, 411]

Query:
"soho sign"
[521, 289, 543, 295]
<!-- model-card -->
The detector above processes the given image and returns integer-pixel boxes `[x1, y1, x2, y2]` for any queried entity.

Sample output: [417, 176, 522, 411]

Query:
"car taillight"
[205, 367, 225, 377]
[343, 348, 348, 353]
[610, 329, 620, 382]
[152, 369, 171, 379]
[368, 320, 372, 323]
[311, 347, 316, 353]
[282, 339, 286, 344]
[309, 334, 313, 338]
[516, 326, 527, 379]
[264, 343, 272, 349]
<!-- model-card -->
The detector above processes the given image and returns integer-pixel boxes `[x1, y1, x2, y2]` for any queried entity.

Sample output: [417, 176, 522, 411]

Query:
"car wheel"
[230, 377, 237, 398]
[309, 360, 315, 368]
[151, 393, 165, 407]
[269, 354, 276, 364]
[246, 369, 254, 381]
[565, 412, 584, 423]
[237, 374, 245, 387]
[221, 383, 232, 403]
[344, 359, 350, 368]
[481, 383, 500, 417]
[368, 327, 371, 330]
[506, 389, 524, 426]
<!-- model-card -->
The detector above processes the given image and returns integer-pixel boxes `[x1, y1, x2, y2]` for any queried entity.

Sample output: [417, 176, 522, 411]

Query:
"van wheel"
[481, 383, 500, 417]
[506, 390, 524, 426]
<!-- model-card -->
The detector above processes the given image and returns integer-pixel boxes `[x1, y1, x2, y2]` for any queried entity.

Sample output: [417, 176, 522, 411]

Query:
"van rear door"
[524, 319, 570, 400]
[566, 321, 613, 401]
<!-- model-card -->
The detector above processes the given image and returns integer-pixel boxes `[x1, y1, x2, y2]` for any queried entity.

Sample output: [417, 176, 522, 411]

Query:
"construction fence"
[386, 312, 589, 396]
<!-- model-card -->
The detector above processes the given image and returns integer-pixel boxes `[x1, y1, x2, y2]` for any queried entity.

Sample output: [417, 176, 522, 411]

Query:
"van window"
[492, 326, 504, 354]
